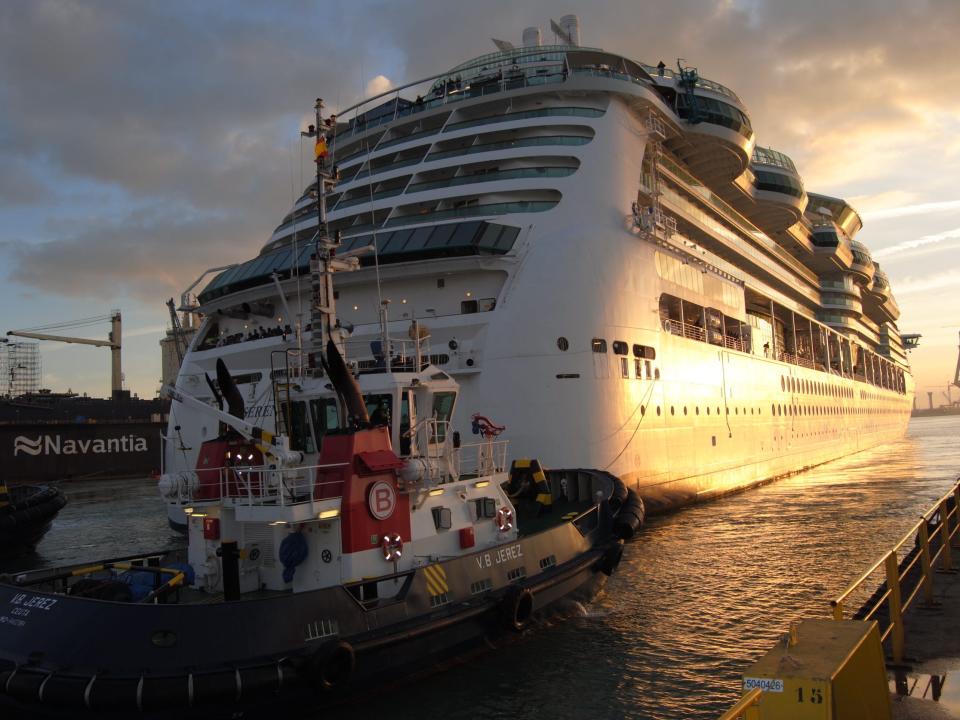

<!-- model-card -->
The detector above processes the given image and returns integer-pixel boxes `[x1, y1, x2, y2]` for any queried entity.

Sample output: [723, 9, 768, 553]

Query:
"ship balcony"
[810, 222, 853, 271]
[848, 239, 876, 285]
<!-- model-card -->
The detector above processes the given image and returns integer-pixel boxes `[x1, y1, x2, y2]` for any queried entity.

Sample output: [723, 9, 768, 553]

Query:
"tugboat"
[0, 100, 638, 719]
[0, 484, 67, 560]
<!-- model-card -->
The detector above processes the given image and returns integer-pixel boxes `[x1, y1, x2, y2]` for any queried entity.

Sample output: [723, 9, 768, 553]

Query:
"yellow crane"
[6, 312, 122, 397]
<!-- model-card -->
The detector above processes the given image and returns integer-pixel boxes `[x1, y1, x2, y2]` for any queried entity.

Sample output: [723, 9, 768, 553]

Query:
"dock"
[721, 478, 960, 719]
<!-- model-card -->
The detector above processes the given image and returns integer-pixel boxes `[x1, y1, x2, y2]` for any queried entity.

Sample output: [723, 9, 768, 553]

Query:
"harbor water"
[8, 415, 960, 719]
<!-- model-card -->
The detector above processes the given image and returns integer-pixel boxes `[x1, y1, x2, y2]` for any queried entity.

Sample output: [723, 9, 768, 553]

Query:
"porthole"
[717, 407, 720, 415]
[706, 407, 710, 415]
[641, 405, 646, 416]
[557, 337, 569, 352]
[771, 404, 776, 415]
[591, 338, 607, 353]
[612, 340, 628, 355]
[657, 406, 661, 416]
[671, 406, 675, 416]
[695, 407, 699, 415]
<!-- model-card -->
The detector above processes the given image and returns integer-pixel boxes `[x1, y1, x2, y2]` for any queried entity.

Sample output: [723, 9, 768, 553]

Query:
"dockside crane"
[953, 331, 960, 391]
[6, 312, 122, 397]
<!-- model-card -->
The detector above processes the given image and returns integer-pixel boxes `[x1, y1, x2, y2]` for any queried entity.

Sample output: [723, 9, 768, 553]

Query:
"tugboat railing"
[216, 463, 348, 510]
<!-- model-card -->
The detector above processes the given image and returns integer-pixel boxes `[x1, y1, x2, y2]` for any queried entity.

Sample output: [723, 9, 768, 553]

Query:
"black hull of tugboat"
[0, 512, 623, 719]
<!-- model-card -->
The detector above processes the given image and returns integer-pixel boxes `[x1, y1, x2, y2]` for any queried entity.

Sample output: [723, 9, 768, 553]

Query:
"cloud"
[862, 200, 960, 222]
[873, 226, 960, 259]
[365, 74, 393, 97]
[892, 269, 960, 296]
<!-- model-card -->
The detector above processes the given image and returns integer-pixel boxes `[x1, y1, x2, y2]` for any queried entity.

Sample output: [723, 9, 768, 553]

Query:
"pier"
[722, 477, 960, 718]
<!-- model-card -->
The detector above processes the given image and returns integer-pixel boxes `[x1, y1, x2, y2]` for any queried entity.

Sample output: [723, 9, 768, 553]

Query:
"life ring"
[380, 533, 403, 561]
[495, 507, 514, 532]
[500, 586, 534, 632]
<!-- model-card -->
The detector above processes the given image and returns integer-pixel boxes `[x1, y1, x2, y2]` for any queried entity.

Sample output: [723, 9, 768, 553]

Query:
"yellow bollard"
[885, 551, 905, 665]
[831, 600, 844, 621]
[919, 520, 934, 604]
[939, 499, 954, 571]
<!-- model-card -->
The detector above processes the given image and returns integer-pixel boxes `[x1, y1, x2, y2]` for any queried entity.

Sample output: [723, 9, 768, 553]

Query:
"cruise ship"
[163, 16, 913, 520]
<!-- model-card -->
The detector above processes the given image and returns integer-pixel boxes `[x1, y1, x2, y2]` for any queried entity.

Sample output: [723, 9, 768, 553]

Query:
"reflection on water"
[8, 417, 960, 719]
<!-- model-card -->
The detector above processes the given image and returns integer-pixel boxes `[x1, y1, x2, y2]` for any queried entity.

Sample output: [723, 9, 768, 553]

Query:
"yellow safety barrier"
[830, 477, 960, 664]
[719, 687, 762, 720]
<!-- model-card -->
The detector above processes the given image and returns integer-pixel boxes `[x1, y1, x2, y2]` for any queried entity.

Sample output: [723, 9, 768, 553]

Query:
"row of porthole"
[782, 374, 906, 399]
[637, 404, 905, 418]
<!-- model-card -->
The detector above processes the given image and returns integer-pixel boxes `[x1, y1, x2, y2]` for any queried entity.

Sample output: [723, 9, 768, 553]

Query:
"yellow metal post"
[939, 499, 954, 570]
[831, 600, 844, 621]
[885, 551, 905, 664]
[919, 520, 934, 604]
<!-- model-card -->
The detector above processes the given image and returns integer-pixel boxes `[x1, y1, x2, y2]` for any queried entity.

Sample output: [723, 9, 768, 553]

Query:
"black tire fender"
[596, 542, 624, 576]
[500, 586, 534, 632]
[318, 641, 355, 690]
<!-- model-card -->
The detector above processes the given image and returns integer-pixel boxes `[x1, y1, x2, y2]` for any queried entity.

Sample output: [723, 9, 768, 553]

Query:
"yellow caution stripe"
[422, 564, 449, 596]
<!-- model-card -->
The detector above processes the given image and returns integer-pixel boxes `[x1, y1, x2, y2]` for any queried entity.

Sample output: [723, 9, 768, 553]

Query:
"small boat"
[0, 102, 639, 718]
[0, 484, 67, 559]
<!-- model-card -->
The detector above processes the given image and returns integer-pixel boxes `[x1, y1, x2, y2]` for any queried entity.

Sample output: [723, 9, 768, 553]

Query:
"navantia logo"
[13, 436, 43, 456]
[13, 434, 149, 457]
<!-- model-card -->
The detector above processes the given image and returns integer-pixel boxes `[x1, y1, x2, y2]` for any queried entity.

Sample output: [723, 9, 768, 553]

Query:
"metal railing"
[718, 688, 762, 720]
[831, 478, 960, 664]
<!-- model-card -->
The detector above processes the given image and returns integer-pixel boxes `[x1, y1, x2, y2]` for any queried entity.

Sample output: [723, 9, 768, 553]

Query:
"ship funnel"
[522, 26, 542, 47]
[559, 14, 581, 46]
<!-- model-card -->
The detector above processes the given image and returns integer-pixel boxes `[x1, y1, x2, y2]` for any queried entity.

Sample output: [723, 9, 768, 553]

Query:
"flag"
[314, 135, 328, 160]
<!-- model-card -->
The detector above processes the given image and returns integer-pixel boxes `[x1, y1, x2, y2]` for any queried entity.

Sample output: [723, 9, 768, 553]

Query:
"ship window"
[592, 338, 607, 353]
[282, 401, 315, 454]
[557, 337, 569, 351]
[431, 392, 456, 442]
[479, 297, 496, 312]
[634, 358, 642, 378]
[620, 357, 629, 378]
[449, 220, 483, 247]
[613, 341, 628, 355]
[425, 223, 457, 248]
[405, 225, 436, 251]
[309, 398, 342, 446]
[477, 223, 504, 250]
[495, 225, 521, 250]
[383, 229, 413, 252]
[364, 394, 393, 428]
[461, 300, 478, 314]
[645, 360, 652, 379]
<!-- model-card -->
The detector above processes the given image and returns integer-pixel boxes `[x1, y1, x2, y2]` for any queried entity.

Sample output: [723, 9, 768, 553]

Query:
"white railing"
[177, 462, 347, 510]
[455, 439, 510, 478]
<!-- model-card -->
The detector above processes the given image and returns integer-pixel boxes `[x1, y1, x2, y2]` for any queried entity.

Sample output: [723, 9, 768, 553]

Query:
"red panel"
[459, 527, 475, 549]
[194, 437, 263, 500]
[202, 516, 220, 540]
[317, 427, 411, 555]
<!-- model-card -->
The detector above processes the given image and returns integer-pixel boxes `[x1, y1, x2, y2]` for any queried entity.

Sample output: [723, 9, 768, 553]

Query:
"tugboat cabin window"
[591, 338, 607, 353]
[282, 401, 316, 453]
[309, 398, 342, 446]
[365, 394, 393, 428]
[431, 392, 456, 442]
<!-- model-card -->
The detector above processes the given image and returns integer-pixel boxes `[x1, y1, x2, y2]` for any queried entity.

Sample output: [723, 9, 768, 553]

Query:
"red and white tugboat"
[0, 100, 640, 719]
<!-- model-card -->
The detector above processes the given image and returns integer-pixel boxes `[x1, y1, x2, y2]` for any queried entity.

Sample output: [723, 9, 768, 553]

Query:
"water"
[9, 416, 960, 719]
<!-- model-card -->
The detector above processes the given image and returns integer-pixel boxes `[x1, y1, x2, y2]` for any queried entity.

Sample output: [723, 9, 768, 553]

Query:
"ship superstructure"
[165, 17, 912, 518]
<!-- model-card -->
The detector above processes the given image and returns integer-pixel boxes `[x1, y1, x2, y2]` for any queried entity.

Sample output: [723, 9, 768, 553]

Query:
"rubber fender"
[239, 664, 281, 698]
[86, 676, 139, 710]
[596, 542, 624, 577]
[139, 675, 191, 711]
[612, 489, 645, 540]
[37, 674, 89, 708]
[608, 477, 628, 512]
[5, 668, 46, 702]
[192, 670, 239, 706]
[500, 586, 535, 632]
[316, 642, 355, 690]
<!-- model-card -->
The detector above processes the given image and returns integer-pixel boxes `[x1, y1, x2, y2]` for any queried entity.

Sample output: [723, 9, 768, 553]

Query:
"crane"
[953, 331, 960, 391]
[7, 312, 122, 397]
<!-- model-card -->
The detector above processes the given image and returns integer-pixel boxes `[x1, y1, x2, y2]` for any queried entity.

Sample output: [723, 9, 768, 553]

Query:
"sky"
[0, 0, 958, 404]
